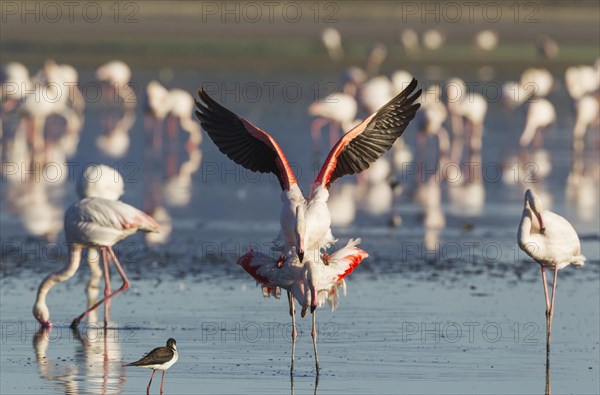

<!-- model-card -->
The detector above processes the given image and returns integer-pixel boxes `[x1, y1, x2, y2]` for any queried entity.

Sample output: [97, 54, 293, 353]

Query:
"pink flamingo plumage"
[238, 238, 368, 372]
[33, 197, 159, 328]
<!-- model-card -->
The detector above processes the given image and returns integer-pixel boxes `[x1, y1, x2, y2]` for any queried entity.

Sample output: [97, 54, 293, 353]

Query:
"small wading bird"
[195, 79, 421, 265]
[238, 239, 368, 372]
[517, 189, 585, 353]
[33, 197, 159, 328]
[126, 338, 178, 395]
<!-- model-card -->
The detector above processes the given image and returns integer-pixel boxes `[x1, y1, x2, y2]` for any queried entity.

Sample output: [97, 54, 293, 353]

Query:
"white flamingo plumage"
[237, 238, 368, 371]
[33, 197, 159, 328]
[518, 189, 585, 353]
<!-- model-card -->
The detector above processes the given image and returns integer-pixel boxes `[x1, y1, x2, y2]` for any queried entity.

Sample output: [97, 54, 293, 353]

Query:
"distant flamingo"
[96, 60, 135, 108]
[321, 28, 343, 61]
[572, 95, 599, 153]
[445, 78, 487, 163]
[238, 238, 368, 372]
[517, 189, 585, 353]
[33, 197, 159, 328]
[519, 99, 556, 148]
[308, 92, 357, 153]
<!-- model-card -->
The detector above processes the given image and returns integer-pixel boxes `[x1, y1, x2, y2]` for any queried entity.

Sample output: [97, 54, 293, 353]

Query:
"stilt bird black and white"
[126, 338, 178, 394]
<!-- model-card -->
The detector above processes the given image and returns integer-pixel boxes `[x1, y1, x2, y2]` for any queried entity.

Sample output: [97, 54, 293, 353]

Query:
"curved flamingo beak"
[298, 250, 304, 263]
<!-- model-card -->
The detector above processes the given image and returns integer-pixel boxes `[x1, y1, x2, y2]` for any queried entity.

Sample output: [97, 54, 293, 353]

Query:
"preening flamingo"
[237, 238, 368, 371]
[33, 197, 159, 328]
[517, 189, 585, 353]
[195, 79, 421, 265]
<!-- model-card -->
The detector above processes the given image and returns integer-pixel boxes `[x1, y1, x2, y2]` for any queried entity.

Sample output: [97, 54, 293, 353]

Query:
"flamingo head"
[33, 302, 51, 328]
[303, 260, 318, 313]
[524, 189, 545, 234]
[295, 205, 306, 263]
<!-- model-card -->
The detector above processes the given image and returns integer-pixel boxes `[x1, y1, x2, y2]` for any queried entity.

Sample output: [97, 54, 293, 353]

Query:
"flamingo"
[518, 189, 585, 353]
[96, 60, 135, 108]
[565, 65, 599, 101]
[321, 27, 343, 61]
[77, 164, 125, 323]
[445, 78, 487, 163]
[308, 92, 357, 153]
[519, 99, 556, 148]
[33, 197, 159, 328]
[572, 95, 599, 152]
[537, 36, 559, 60]
[365, 43, 387, 77]
[422, 29, 445, 50]
[145, 81, 202, 159]
[237, 238, 368, 371]
[195, 79, 421, 265]
[475, 30, 499, 51]
[399, 29, 420, 58]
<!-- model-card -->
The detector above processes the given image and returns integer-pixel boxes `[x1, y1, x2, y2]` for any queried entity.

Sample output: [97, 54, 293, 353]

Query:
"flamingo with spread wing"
[195, 79, 421, 264]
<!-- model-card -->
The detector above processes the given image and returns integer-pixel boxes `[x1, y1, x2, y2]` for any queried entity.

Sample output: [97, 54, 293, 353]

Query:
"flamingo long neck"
[35, 244, 83, 306]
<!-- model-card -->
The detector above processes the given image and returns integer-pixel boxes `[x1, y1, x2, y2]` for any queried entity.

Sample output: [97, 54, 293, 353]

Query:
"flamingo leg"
[160, 370, 165, 394]
[71, 247, 130, 328]
[102, 247, 112, 327]
[105, 246, 131, 298]
[288, 291, 297, 374]
[541, 266, 551, 353]
[311, 309, 319, 373]
[86, 248, 103, 324]
[147, 370, 155, 395]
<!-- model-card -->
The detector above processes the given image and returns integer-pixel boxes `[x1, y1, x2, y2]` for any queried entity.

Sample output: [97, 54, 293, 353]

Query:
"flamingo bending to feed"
[238, 238, 368, 371]
[517, 189, 585, 353]
[195, 79, 421, 264]
[77, 164, 125, 323]
[33, 198, 159, 328]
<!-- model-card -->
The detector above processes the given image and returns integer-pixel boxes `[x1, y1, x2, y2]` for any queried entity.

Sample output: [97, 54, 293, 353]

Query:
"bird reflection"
[143, 82, 202, 244]
[290, 372, 319, 395]
[33, 327, 125, 394]
[545, 348, 552, 395]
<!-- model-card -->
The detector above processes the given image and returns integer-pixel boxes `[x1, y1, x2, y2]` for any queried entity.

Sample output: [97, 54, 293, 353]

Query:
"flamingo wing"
[195, 89, 296, 190]
[65, 197, 160, 244]
[237, 250, 296, 290]
[315, 78, 421, 188]
[325, 238, 369, 282]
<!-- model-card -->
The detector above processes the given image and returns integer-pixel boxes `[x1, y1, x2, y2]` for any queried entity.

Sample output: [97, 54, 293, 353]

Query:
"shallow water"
[2, 25, 600, 395]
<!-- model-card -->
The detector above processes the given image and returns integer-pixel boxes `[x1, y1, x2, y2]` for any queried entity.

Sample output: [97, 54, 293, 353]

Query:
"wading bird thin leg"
[147, 370, 155, 395]
[311, 309, 319, 373]
[102, 247, 112, 327]
[160, 370, 165, 394]
[71, 247, 130, 328]
[541, 266, 551, 353]
[288, 291, 297, 374]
